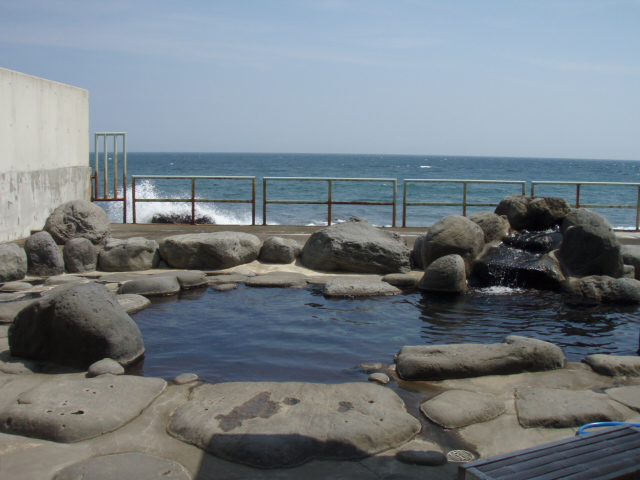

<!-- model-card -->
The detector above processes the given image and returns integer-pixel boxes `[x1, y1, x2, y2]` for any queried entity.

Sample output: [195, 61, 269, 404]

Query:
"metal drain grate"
[447, 450, 476, 463]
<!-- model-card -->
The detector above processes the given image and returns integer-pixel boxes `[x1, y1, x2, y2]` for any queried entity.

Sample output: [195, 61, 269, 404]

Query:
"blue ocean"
[95, 153, 640, 228]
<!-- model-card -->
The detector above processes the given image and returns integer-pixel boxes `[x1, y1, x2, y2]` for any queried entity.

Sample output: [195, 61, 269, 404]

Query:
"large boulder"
[167, 382, 421, 468]
[467, 211, 510, 244]
[159, 232, 262, 270]
[9, 282, 145, 369]
[43, 200, 111, 245]
[495, 195, 571, 231]
[421, 215, 484, 276]
[395, 336, 566, 381]
[418, 254, 468, 294]
[62, 237, 97, 273]
[24, 231, 64, 277]
[300, 217, 410, 274]
[558, 223, 624, 278]
[0, 243, 27, 282]
[561, 208, 612, 234]
[563, 276, 640, 304]
[473, 245, 565, 290]
[98, 237, 160, 272]
[258, 237, 302, 264]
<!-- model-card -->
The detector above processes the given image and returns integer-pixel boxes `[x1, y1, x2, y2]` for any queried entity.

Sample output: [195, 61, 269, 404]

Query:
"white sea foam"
[101, 180, 255, 225]
[476, 286, 525, 295]
[420, 165, 432, 168]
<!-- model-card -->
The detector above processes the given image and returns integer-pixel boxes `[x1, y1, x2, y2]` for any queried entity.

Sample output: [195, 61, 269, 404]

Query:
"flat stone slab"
[118, 275, 181, 296]
[206, 274, 248, 285]
[324, 280, 402, 297]
[0, 282, 33, 292]
[167, 382, 421, 469]
[0, 298, 38, 323]
[395, 336, 566, 381]
[117, 293, 152, 313]
[381, 274, 419, 288]
[583, 354, 640, 377]
[52, 452, 192, 480]
[515, 387, 624, 428]
[0, 374, 166, 442]
[606, 385, 640, 411]
[245, 272, 307, 288]
[420, 390, 506, 429]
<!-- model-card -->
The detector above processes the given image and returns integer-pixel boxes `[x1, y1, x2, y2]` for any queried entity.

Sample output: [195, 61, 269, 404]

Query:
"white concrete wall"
[0, 68, 90, 242]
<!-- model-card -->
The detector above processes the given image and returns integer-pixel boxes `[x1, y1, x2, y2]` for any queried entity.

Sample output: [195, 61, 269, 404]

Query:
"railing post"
[103, 135, 108, 199]
[462, 182, 468, 216]
[636, 186, 640, 231]
[252, 177, 256, 226]
[113, 135, 119, 198]
[191, 178, 196, 224]
[392, 179, 397, 227]
[327, 180, 333, 226]
[262, 178, 268, 226]
[576, 184, 581, 208]
[402, 180, 408, 227]
[132, 178, 137, 224]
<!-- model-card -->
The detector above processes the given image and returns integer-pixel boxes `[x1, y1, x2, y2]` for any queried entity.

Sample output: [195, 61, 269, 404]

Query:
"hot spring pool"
[128, 284, 640, 384]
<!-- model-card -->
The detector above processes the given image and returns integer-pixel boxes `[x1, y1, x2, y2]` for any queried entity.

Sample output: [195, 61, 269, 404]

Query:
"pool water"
[129, 284, 640, 384]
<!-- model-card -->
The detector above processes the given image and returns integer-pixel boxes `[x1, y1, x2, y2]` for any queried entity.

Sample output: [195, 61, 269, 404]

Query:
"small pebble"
[369, 372, 390, 385]
[174, 373, 199, 385]
[396, 450, 448, 466]
[87, 358, 125, 377]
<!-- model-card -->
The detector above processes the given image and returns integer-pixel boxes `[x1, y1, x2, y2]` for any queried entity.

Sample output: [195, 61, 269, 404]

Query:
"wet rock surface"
[583, 354, 640, 377]
[117, 275, 181, 296]
[159, 232, 262, 270]
[117, 293, 152, 313]
[0, 374, 166, 442]
[323, 279, 401, 297]
[564, 275, 640, 303]
[43, 200, 111, 245]
[420, 390, 506, 429]
[167, 382, 421, 468]
[395, 336, 566, 381]
[9, 282, 145, 369]
[301, 217, 411, 274]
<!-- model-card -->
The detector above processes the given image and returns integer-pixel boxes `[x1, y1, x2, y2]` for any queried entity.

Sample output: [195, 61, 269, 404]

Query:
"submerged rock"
[167, 382, 421, 468]
[300, 217, 410, 274]
[395, 336, 566, 381]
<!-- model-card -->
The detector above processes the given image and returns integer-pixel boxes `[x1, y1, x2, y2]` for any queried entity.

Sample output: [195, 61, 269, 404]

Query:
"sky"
[1, 0, 639, 159]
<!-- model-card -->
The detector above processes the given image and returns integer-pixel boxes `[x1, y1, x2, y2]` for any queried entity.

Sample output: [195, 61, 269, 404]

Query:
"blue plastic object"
[577, 422, 640, 435]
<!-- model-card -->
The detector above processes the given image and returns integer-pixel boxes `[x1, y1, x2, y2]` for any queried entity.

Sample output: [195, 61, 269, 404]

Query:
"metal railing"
[131, 175, 257, 225]
[262, 177, 398, 226]
[531, 181, 640, 230]
[91, 132, 127, 222]
[402, 179, 527, 227]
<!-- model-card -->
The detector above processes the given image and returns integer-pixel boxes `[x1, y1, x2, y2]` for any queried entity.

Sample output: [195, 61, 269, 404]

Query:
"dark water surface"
[130, 285, 640, 384]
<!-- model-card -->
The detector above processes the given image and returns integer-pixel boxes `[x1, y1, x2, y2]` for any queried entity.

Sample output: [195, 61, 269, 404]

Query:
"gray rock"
[396, 450, 448, 466]
[495, 195, 571, 231]
[52, 452, 192, 480]
[0, 374, 166, 442]
[0, 243, 27, 282]
[420, 390, 505, 429]
[421, 215, 485, 276]
[582, 354, 640, 377]
[97, 272, 145, 284]
[515, 387, 624, 428]
[467, 211, 510, 243]
[25, 231, 65, 277]
[207, 274, 248, 284]
[395, 336, 566, 381]
[43, 200, 111, 245]
[117, 293, 151, 313]
[324, 280, 402, 297]
[558, 223, 624, 278]
[233, 266, 256, 276]
[622, 244, 640, 280]
[300, 217, 410, 274]
[624, 264, 636, 278]
[418, 254, 468, 294]
[245, 272, 307, 288]
[162, 271, 208, 289]
[9, 282, 145, 369]
[606, 385, 640, 412]
[411, 232, 428, 270]
[174, 373, 200, 385]
[117, 275, 181, 296]
[167, 382, 421, 468]
[563, 276, 640, 304]
[0, 281, 33, 292]
[561, 208, 612, 234]
[212, 283, 238, 291]
[381, 273, 418, 287]
[369, 373, 390, 385]
[473, 245, 565, 291]
[159, 232, 262, 270]
[87, 358, 125, 377]
[259, 237, 302, 263]
[62, 237, 97, 273]
[98, 237, 160, 272]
